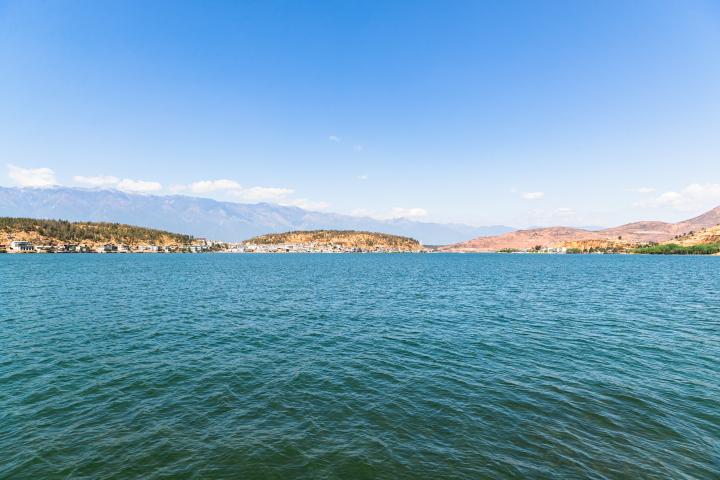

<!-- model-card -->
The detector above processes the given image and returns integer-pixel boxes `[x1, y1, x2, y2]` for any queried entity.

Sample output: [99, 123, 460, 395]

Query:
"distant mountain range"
[442, 205, 720, 251]
[0, 186, 516, 245]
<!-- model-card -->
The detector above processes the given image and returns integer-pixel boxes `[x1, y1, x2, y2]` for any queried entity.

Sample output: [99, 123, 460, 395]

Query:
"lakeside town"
[2, 238, 436, 254]
[7, 238, 715, 255]
[2, 218, 718, 255]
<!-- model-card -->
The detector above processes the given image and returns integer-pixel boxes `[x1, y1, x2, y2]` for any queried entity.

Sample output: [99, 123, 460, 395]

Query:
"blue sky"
[1, 0, 719, 228]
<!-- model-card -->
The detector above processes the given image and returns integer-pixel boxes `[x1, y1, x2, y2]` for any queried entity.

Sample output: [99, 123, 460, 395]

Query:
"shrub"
[631, 243, 720, 255]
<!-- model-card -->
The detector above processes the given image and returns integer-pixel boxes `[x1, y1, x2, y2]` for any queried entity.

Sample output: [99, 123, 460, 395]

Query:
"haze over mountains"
[3, 186, 720, 249]
[0, 187, 515, 245]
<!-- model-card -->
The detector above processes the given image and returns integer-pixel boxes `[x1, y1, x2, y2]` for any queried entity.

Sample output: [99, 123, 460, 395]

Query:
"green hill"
[0, 217, 194, 246]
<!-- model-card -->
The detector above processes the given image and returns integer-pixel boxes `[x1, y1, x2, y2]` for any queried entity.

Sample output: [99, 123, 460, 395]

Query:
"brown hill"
[440, 206, 720, 252]
[244, 230, 421, 250]
[672, 206, 720, 234]
[441, 227, 604, 252]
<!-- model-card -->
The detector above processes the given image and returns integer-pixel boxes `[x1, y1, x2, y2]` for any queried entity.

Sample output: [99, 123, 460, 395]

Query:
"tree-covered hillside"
[245, 230, 420, 249]
[0, 218, 193, 245]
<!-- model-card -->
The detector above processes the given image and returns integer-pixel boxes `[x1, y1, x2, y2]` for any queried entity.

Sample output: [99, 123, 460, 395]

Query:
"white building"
[96, 243, 117, 253]
[10, 241, 34, 252]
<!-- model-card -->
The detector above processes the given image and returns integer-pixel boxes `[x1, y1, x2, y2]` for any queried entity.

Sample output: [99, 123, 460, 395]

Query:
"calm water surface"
[1, 253, 719, 479]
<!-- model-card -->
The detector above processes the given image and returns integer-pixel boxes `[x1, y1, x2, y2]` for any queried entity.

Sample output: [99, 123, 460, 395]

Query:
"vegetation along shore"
[2, 217, 718, 255]
[0, 219, 433, 254]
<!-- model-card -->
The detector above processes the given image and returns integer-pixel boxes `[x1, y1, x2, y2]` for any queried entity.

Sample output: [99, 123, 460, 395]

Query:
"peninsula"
[244, 230, 423, 251]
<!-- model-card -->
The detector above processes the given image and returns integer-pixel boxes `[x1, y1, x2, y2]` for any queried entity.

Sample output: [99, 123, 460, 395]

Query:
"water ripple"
[1, 253, 719, 479]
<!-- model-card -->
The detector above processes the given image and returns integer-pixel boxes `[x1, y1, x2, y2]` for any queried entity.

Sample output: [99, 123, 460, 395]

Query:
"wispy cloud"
[281, 199, 332, 210]
[329, 136, 340, 141]
[350, 207, 428, 220]
[358, 174, 368, 180]
[7, 164, 57, 187]
[510, 187, 544, 201]
[74, 174, 120, 186]
[632, 183, 720, 211]
[552, 208, 576, 217]
[169, 181, 294, 201]
[117, 179, 162, 192]
[521, 192, 544, 201]
[353, 145, 362, 152]
[188, 179, 242, 193]
[230, 187, 294, 200]
[632, 191, 682, 209]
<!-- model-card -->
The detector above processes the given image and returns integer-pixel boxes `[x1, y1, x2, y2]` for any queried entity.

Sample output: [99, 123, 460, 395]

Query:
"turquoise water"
[1, 253, 719, 479]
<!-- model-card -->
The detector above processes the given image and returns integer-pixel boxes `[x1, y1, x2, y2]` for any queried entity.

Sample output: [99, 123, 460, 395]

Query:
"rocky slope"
[550, 239, 638, 252]
[667, 224, 720, 246]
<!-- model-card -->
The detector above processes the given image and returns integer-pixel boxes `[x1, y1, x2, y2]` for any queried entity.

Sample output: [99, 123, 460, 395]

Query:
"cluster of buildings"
[225, 242, 432, 253]
[3, 239, 432, 254]
[3, 240, 210, 253]
[515, 247, 568, 253]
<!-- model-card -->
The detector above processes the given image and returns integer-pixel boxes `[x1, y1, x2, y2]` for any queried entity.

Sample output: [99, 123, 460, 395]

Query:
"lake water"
[1, 253, 718, 479]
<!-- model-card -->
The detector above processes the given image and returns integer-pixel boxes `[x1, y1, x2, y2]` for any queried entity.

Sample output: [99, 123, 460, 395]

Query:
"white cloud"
[350, 207, 428, 220]
[329, 136, 340, 141]
[632, 191, 682, 209]
[521, 191, 544, 201]
[7, 164, 57, 187]
[358, 174, 368, 180]
[170, 181, 295, 201]
[230, 187, 294, 200]
[73, 174, 120, 186]
[281, 199, 332, 210]
[387, 207, 428, 218]
[353, 145, 362, 152]
[189, 179, 242, 193]
[511, 187, 544, 201]
[631, 183, 720, 211]
[117, 179, 162, 192]
[552, 208, 576, 217]
[682, 182, 720, 201]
